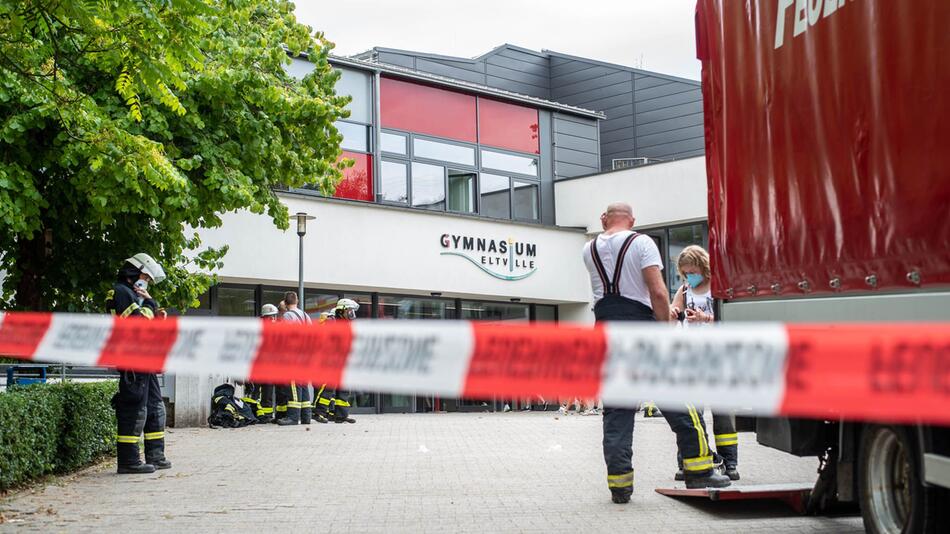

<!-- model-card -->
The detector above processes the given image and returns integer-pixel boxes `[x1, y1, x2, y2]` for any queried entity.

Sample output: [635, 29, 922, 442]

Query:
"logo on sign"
[440, 234, 537, 281]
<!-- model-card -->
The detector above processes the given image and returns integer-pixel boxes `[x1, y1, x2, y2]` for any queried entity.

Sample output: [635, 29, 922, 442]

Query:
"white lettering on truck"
[775, 0, 849, 49]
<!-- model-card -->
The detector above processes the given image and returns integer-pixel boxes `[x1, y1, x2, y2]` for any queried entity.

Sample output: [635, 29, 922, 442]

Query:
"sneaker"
[117, 463, 156, 475]
[503, 404, 511, 412]
[684, 471, 731, 489]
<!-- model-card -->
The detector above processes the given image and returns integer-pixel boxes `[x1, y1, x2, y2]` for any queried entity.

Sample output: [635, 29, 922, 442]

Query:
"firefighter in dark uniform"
[242, 304, 279, 423]
[106, 253, 171, 474]
[583, 203, 730, 504]
[312, 299, 359, 424]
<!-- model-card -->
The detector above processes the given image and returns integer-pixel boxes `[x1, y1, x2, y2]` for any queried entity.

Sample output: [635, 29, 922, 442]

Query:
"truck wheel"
[858, 425, 936, 534]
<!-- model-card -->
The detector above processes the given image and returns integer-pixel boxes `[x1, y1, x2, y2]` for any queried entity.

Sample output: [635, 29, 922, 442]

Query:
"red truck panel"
[695, 0, 950, 300]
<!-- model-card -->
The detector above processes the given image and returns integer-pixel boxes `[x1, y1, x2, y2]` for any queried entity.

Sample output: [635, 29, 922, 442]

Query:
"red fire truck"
[695, 1, 950, 532]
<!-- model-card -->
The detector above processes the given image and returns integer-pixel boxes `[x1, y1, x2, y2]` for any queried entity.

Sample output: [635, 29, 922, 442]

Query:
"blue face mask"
[685, 273, 704, 288]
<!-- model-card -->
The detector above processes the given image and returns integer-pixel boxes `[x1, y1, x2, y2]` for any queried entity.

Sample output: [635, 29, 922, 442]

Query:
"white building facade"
[170, 51, 711, 423]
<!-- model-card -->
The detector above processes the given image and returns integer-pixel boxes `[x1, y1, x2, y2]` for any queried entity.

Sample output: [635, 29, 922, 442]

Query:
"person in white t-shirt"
[670, 245, 740, 481]
[582, 202, 729, 504]
[274, 291, 313, 426]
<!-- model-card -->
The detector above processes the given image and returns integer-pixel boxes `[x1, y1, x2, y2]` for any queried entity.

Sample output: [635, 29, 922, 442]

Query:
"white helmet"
[125, 253, 166, 284]
[335, 298, 359, 320]
[261, 303, 279, 317]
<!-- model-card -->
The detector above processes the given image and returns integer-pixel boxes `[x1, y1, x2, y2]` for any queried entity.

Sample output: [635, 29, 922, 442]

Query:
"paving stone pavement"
[0, 412, 864, 533]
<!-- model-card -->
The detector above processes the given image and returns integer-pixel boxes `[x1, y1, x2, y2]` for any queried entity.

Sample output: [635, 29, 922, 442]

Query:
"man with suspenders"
[582, 202, 730, 504]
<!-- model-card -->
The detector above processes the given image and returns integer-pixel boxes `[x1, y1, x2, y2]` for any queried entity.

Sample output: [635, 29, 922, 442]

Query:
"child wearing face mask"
[670, 245, 715, 325]
[668, 245, 741, 481]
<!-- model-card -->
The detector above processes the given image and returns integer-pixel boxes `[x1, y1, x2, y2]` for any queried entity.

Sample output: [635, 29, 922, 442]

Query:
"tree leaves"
[0, 0, 348, 311]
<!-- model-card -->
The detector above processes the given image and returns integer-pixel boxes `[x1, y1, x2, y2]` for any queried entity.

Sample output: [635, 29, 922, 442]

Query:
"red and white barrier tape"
[1, 312, 948, 425]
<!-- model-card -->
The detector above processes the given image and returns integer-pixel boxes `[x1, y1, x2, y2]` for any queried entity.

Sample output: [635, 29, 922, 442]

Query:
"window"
[377, 296, 456, 320]
[666, 223, 708, 291]
[512, 180, 540, 221]
[344, 293, 373, 319]
[481, 149, 538, 177]
[218, 286, 256, 316]
[335, 67, 373, 124]
[334, 151, 373, 202]
[460, 301, 529, 321]
[411, 162, 445, 210]
[380, 131, 407, 155]
[478, 98, 540, 154]
[480, 173, 510, 219]
[413, 138, 475, 166]
[448, 170, 476, 213]
[380, 77, 477, 142]
[534, 305, 557, 322]
[335, 121, 369, 153]
[380, 160, 408, 203]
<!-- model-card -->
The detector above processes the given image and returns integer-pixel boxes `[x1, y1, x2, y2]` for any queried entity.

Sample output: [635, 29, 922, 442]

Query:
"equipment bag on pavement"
[208, 383, 257, 428]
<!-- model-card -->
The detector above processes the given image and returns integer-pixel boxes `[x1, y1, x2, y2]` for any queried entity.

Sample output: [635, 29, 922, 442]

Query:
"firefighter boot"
[684, 470, 731, 489]
[117, 463, 156, 474]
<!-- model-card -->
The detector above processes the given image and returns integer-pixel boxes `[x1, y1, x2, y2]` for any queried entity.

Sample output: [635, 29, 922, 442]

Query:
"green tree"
[0, 0, 350, 311]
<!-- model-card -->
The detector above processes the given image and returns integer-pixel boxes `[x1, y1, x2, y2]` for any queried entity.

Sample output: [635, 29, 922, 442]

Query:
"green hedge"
[0, 381, 117, 490]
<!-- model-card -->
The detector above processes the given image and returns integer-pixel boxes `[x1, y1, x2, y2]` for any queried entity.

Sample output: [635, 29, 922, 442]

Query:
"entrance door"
[376, 295, 457, 413]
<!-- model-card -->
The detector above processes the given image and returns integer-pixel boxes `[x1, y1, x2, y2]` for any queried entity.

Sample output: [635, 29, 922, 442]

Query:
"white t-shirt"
[681, 286, 714, 329]
[582, 230, 663, 308]
[282, 307, 312, 324]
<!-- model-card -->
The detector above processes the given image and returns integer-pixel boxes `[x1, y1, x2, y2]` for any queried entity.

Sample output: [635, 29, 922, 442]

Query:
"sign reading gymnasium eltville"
[439, 233, 537, 281]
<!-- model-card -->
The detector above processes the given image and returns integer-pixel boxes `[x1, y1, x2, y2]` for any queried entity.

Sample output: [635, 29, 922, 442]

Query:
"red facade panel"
[334, 151, 373, 202]
[380, 77, 477, 142]
[478, 98, 540, 154]
[696, 0, 950, 299]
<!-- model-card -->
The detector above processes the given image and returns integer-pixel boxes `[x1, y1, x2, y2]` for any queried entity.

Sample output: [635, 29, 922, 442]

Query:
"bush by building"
[0, 381, 117, 490]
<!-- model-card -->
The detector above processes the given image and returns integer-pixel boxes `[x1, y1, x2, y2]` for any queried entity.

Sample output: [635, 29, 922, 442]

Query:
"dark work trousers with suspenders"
[589, 232, 717, 501]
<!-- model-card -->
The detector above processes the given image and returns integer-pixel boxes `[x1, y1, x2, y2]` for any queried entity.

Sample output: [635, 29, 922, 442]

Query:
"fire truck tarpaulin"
[695, 0, 950, 300]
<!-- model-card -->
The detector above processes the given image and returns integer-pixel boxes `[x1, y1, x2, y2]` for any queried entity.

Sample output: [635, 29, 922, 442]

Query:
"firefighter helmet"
[125, 253, 166, 284]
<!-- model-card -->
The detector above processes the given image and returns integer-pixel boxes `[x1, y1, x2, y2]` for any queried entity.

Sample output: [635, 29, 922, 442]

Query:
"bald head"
[601, 202, 635, 233]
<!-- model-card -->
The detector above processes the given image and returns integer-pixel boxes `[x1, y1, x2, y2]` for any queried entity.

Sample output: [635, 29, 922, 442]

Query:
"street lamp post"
[295, 212, 316, 305]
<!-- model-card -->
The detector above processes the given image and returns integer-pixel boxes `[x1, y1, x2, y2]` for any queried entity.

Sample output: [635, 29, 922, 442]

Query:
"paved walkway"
[1, 412, 863, 533]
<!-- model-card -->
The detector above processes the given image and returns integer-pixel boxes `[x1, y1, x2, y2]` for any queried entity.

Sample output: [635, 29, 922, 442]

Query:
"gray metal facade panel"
[555, 147, 600, 168]
[413, 58, 487, 84]
[485, 76, 549, 99]
[376, 51, 416, 68]
[634, 81, 700, 102]
[601, 103, 635, 120]
[634, 112, 704, 137]
[637, 137, 706, 158]
[556, 160, 600, 178]
[486, 52, 550, 78]
[484, 63, 550, 89]
[636, 125, 705, 150]
[538, 110, 555, 225]
[601, 114, 636, 133]
[599, 126, 635, 145]
[550, 64, 620, 87]
[551, 70, 631, 98]
[553, 115, 601, 138]
[635, 89, 703, 113]
[553, 132, 599, 153]
[635, 100, 704, 125]
[553, 113, 599, 179]
[549, 59, 601, 78]
[551, 80, 634, 107]
[634, 75, 688, 90]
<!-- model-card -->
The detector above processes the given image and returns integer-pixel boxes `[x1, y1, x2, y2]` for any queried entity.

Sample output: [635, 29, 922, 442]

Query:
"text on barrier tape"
[0, 312, 948, 426]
